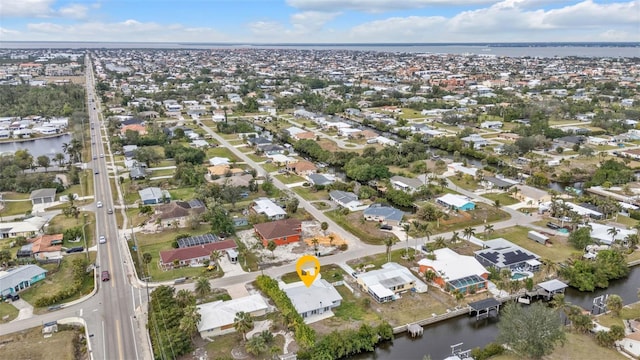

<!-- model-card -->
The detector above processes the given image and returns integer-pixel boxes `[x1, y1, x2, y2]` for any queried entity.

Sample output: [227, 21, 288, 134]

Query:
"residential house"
[474, 238, 541, 272]
[483, 176, 517, 191]
[30, 188, 56, 205]
[129, 165, 147, 180]
[196, 294, 269, 339]
[17, 234, 63, 262]
[329, 190, 366, 211]
[307, 173, 335, 187]
[0, 264, 48, 298]
[498, 133, 520, 142]
[286, 160, 317, 176]
[254, 218, 302, 247]
[436, 194, 476, 211]
[516, 185, 551, 205]
[268, 154, 296, 166]
[586, 223, 634, 246]
[149, 200, 206, 229]
[208, 157, 231, 166]
[251, 197, 287, 221]
[461, 134, 489, 149]
[363, 204, 404, 226]
[259, 144, 286, 156]
[480, 121, 503, 129]
[120, 124, 147, 136]
[159, 239, 237, 269]
[448, 163, 478, 177]
[418, 248, 488, 295]
[390, 175, 423, 194]
[348, 129, 378, 140]
[356, 262, 426, 303]
[138, 187, 171, 205]
[280, 279, 343, 322]
[247, 136, 272, 147]
[618, 321, 640, 358]
[0, 216, 47, 239]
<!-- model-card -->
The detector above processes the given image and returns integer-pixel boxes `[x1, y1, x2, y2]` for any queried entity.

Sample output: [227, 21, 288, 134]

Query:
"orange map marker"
[296, 254, 320, 287]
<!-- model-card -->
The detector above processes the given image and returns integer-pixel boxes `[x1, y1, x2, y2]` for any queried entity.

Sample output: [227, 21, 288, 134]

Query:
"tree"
[142, 252, 152, 276]
[463, 226, 475, 241]
[450, 231, 460, 244]
[210, 250, 222, 267]
[606, 294, 623, 317]
[541, 258, 559, 279]
[568, 227, 593, 250]
[383, 236, 394, 263]
[320, 221, 329, 235]
[424, 270, 437, 283]
[179, 304, 201, 341]
[36, 155, 50, 172]
[0, 249, 11, 266]
[245, 334, 267, 356]
[266, 240, 277, 258]
[607, 227, 620, 244]
[54, 152, 65, 167]
[234, 311, 254, 341]
[497, 302, 565, 360]
[175, 289, 195, 307]
[194, 277, 211, 298]
[402, 223, 410, 257]
[286, 197, 300, 214]
[483, 224, 494, 239]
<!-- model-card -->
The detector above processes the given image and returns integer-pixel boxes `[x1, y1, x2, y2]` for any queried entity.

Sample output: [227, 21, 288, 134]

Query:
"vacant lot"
[488, 225, 581, 263]
[0, 192, 32, 216]
[46, 212, 96, 248]
[280, 264, 346, 284]
[0, 302, 18, 323]
[294, 186, 329, 201]
[325, 209, 392, 245]
[482, 192, 519, 206]
[595, 302, 640, 328]
[493, 332, 625, 360]
[0, 326, 85, 360]
[433, 203, 510, 233]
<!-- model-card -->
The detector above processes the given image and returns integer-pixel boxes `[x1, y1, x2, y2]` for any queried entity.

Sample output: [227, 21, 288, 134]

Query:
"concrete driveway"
[10, 299, 34, 322]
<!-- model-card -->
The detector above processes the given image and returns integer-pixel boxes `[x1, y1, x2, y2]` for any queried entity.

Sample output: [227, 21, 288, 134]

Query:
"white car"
[96, 201, 103, 208]
[99, 235, 106, 244]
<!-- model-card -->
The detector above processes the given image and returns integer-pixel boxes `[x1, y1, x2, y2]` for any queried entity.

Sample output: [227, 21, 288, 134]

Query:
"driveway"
[10, 299, 34, 322]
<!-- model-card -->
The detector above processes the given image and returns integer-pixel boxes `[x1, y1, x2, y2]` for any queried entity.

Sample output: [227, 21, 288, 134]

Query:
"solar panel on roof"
[177, 233, 220, 248]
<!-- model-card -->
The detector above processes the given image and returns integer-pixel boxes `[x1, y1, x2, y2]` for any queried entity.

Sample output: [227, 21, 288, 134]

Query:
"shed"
[527, 231, 549, 245]
[30, 188, 56, 205]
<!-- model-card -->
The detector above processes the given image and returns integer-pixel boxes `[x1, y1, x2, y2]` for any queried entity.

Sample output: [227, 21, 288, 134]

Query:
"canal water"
[352, 266, 640, 360]
[0, 133, 71, 159]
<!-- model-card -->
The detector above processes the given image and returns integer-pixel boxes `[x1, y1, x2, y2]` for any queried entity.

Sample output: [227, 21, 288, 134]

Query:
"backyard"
[488, 225, 581, 263]
[482, 192, 519, 206]
[493, 332, 626, 360]
[0, 192, 32, 216]
[325, 209, 393, 245]
[0, 301, 19, 323]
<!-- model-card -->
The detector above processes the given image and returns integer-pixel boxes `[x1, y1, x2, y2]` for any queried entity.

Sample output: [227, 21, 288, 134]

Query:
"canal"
[352, 266, 640, 360]
[0, 133, 71, 159]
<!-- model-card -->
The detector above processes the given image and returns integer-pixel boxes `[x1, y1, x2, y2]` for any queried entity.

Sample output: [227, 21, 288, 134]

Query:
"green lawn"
[132, 227, 220, 282]
[156, 159, 175, 168]
[325, 209, 389, 245]
[347, 248, 416, 271]
[168, 187, 196, 201]
[46, 212, 96, 247]
[482, 192, 519, 206]
[246, 153, 264, 162]
[612, 215, 638, 228]
[20, 252, 96, 310]
[430, 203, 510, 234]
[449, 176, 480, 191]
[148, 168, 175, 177]
[0, 192, 32, 216]
[60, 170, 94, 198]
[595, 302, 640, 328]
[206, 147, 242, 162]
[492, 332, 626, 360]
[280, 264, 345, 284]
[0, 302, 19, 323]
[488, 225, 581, 263]
[261, 163, 279, 173]
[274, 174, 306, 184]
[293, 187, 329, 201]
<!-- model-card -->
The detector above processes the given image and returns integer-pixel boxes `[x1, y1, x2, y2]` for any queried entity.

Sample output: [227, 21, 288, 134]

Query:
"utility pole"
[82, 213, 90, 261]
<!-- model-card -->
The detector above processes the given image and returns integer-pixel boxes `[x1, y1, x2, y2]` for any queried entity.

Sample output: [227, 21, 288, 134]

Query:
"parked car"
[380, 224, 393, 231]
[101, 271, 110, 282]
[66, 246, 84, 254]
[546, 222, 560, 230]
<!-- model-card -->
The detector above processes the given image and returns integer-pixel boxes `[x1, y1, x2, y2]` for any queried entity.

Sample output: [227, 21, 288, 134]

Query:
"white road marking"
[130, 316, 140, 360]
[101, 320, 106, 359]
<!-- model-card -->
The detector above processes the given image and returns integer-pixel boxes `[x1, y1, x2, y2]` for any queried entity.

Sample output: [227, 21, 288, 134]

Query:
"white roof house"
[356, 262, 426, 303]
[436, 193, 476, 211]
[280, 279, 343, 323]
[208, 157, 231, 166]
[252, 197, 287, 220]
[418, 248, 488, 283]
[197, 294, 269, 338]
[448, 162, 478, 177]
[587, 222, 634, 246]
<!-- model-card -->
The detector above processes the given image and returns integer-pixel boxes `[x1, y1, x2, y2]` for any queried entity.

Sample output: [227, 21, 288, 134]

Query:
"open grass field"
[325, 209, 394, 245]
[274, 173, 306, 184]
[20, 252, 96, 311]
[168, 186, 195, 201]
[293, 187, 329, 201]
[0, 192, 32, 216]
[488, 225, 581, 263]
[206, 147, 242, 162]
[492, 331, 626, 360]
[0, 326, 82, 360]
[46, 212, 96, 248]
[448, 176, 480, 191]
[482, 192, 519, 206]
[430, 203, 510, 234]
[0, 302, 19, 323]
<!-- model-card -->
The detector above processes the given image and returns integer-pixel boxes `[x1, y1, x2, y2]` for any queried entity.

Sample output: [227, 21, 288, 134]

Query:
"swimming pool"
[511, 271, 534, 281]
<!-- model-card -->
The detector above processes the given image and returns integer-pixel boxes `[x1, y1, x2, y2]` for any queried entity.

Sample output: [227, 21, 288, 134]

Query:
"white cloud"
[287, 0, 497, 12]
[56, 4, 89, 19]
[0, 27, 21, 36]
[290, 11, 341, 32]
[20, 20, 228, 42]
[0, 0, 55, 17]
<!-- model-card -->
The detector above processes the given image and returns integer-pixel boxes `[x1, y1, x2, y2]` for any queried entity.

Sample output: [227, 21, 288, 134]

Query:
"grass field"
[325, 209, 392, 245]
[168, 187, 196, 201]
[449, 176, 480, 191]
[274, 174, 306, 184]
[20, 252, 96, 310]
[430, 203, 510, 234]
[0, 326, 82, 360]
[0, 192, 32, 216]
[280, 264, 345, 284]
[293, 187, 329, 201]
[595, 302, 640, 328]
[482, 192, 519, 206]
[206, 147, 242, 162]
[46, 212, 96, 247]
[0, 302, 19, 323]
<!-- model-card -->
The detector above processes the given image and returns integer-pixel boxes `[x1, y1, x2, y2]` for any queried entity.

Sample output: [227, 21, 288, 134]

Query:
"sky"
[0, 0, 639, 43]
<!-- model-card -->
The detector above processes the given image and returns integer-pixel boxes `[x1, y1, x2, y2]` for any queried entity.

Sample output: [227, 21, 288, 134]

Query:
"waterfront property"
[196, 294, 269, 339]
[280, 278, 343, 323]
[474, 238, 541, 272]
[253, 218, 302, 247]
[356, 262, 426, 303]
[586, 222, 634, 246]
[468, 298, 501, 320]
[329, 190, 366, 211]
[0, 264, 47, 297]
[362, 204, 404, 226]
[418, 248, 488, 295]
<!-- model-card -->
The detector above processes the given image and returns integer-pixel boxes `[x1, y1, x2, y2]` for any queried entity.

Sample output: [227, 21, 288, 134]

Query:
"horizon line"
[1, 41, 639, 46]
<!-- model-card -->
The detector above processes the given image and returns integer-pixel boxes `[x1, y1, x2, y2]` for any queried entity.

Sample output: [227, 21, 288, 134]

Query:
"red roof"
[254, 219, 301, 241]
[159, 239, 237, 265]
[30, 234, 63, 253]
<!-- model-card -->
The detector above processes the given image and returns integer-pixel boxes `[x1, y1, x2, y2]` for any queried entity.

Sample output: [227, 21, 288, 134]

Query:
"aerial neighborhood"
[0, 46, 639, 360]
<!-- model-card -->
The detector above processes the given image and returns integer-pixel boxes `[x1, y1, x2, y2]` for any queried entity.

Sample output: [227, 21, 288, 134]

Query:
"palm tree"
[463, 226, 475, 241]
[175, 289, 195, 307]
[234, 311, 254, 341]
[483, 224, 494, 240]
[383, 236, 394, 263]
[54, 152, 65, 167]
[311, 238, 319, 254]
[210, 250, 223, 267]
[328, 234, 335, 247]
[607, 227, 620, 245]
[245, 334, 267, 356]
[402, 223, 410, 257]
[541, 258, 559, 279]
[424, 270, 437, 283]
[439, 178, 448, 191]
[625, 233, 639, 249]
[179, 305, 201, 341]
[433, 236, 447, 249]
[194, 277, 212, 298]
[450, 231, 460, 244]
[633, 223, 640, 237]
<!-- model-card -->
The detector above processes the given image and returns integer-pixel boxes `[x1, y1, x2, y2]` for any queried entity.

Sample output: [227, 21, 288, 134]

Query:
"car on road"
[100, 154, 104, 158]
[107, 208, 113, 214]
[96, 201, 103, 208]
[101, 271, 110, 282]
[94, 170, 99, 175]
[380, 224, 393, 230]
[93, 156, 97, 160]
[99, 235, 106, 244]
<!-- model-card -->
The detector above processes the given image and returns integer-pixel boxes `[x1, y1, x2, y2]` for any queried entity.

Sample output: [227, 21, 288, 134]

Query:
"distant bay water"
[1, 42, 639, 58]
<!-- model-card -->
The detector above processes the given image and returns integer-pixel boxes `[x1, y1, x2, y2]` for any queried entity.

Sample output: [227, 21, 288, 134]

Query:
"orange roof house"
[286, 160, 317, 176]
[254, 219, 302, 247]
[120, 124, 147, 135]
